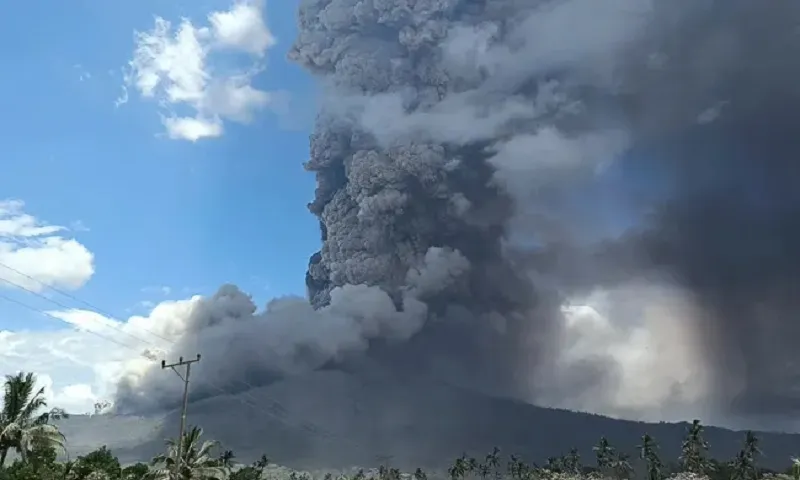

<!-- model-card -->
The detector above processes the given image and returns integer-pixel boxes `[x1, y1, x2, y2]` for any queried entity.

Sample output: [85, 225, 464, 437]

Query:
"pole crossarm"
[161, 354, 201, 480]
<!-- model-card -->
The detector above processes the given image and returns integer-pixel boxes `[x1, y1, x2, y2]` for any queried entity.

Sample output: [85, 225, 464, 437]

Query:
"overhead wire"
[0, 261, 356, 446]
[0, 267, 303, 428]
[0, 289, 343, 450]
[0, 265, 286, 409]
[0, 290, 143, 354]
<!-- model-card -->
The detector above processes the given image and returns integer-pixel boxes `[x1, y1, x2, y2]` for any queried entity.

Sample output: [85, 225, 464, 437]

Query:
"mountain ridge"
[52, 371, 800, 471]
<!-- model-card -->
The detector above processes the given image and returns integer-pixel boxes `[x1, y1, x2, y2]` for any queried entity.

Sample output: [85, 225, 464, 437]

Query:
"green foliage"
[70, 446, 123, 480]
[0, 422, 795, 480]
[230, 455, 268, 480]
[565, 448, 582, 475]
[0, 372, 66, 467]
[791, 457, 800, 480]
[731, 431, 763, 480]
[612, 451, 634, 480]
[150, 425, 229, 480]
[0, 459, 66, 480]
[0, 441, 65, 480]
[10, 371, 800, 480]
[121, 463, 149, 480]
[593, 437, 615, 475]
[679, 420, 711, 475]
[638, 434, 663, 480]
[706, 458, 736, 480]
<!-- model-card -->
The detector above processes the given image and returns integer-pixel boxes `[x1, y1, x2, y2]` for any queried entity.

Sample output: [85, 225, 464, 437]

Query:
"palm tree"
[790, 456, 800, 480]
[731, 431, 762, 480]
[150, 426, 229, 480]
[448, 454, 470, 480]
[485, 447, 501, 479]
[638, 434, 663, 480]
[743, 431, 762, 462]
[564, 448, 581, 474]
[217, 450, 235, 469]
[680, 419, 711, 474]
[593, 436, 615, 475]
[0, 372, 67, 466]
[731, 450, 754, 480]
[612, 451, 634, 480]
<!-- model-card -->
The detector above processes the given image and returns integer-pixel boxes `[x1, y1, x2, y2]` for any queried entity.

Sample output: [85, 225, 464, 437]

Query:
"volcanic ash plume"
[288, 0, 800, 425]
[286, 0, 683, 415]
[115, 0, 800, 428]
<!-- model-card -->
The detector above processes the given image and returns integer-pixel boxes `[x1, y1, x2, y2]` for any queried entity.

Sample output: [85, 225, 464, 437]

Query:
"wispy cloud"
[141, 285, 172, 296]
[121, 0, 279, 141]
[73, 64, 92, 82]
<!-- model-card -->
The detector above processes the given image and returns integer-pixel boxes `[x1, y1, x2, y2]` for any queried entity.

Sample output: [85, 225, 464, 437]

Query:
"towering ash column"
[289, 0, 800, 425]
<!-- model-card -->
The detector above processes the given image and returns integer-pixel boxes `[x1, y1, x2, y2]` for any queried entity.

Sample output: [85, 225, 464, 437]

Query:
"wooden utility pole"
[162, 354, 201, 480]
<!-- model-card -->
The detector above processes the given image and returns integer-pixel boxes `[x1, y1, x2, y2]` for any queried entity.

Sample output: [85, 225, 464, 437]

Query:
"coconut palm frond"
[0, 372, 67, 467]
[151, 426, 229, 479]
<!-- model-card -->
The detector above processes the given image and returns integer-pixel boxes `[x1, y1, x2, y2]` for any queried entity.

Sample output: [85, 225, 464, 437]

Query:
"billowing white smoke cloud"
[112, 280, 715, 423]
[114, 247, 468, 413]
[532, 282, 713, 422]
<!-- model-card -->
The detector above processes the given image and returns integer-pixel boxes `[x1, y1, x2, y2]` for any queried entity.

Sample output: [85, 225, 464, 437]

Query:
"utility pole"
[162, 354, 201, 480]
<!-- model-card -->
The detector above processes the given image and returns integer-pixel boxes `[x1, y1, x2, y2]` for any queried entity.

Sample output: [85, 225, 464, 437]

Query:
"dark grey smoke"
[114, 0, 800, 431]
[289, 0, 800, 425]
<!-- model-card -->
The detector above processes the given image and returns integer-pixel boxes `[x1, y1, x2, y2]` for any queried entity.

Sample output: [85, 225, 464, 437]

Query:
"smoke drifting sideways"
[112, 250, 467, 414]
[114, 0, 800, 430]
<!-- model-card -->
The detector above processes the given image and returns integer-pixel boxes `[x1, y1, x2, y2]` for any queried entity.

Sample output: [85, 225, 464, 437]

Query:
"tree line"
[0, 371, 798, 480]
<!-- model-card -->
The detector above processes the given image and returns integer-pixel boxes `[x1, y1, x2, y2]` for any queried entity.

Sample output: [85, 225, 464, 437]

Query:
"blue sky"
[0, 0, 324, 411]
[0, 0, 319, 326]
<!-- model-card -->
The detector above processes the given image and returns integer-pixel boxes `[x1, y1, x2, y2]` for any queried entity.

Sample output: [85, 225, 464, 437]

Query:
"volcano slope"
[58, 370, 800, 471]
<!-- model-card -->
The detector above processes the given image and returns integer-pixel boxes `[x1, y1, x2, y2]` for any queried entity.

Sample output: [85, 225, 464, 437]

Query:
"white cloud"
[162, 115, 223, 141]
[203, 75, 271, 123]
[50, 297, 199, 342]
[73, 64, 92, 83]
[115, 85, 129, 108]
[68, 220, 90, 233]
[123, 0, 279, 141]
[209, 0, 276, 55]
[0, 296, 203, 414]
[0, 200, 94, 293]
[141, 285, 172, 296]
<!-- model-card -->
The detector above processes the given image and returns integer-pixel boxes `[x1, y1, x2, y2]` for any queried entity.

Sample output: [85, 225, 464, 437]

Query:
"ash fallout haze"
[116, 0, 800, 432]
[2, 0, 800, 460]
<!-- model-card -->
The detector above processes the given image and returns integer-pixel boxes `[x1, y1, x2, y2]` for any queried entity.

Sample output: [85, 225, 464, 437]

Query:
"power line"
[0, 269, 301, 428]
[0, 290, 144, 354]
[0, 276, 165, 348]
[0, 288, 317, 431]
[0, 276, 338, 441]
[0, 263, 284, 400]
[0, 263, 171, 345]
[0, 263, 273, 398]
[0, 291, 338, 449]
[0, 262, 358, 447]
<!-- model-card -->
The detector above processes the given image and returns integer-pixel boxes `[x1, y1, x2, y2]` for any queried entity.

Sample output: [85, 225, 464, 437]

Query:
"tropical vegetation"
[0, 372, 796, 480]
